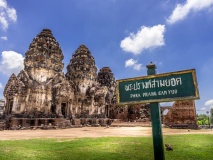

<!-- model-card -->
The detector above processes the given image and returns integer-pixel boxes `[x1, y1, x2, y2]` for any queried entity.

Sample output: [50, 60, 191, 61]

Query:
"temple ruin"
[1, 28, 198, 130]
[162, 100, 198, 128]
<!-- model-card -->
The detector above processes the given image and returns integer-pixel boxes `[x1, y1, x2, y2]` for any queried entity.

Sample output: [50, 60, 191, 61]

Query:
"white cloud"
[205, 99, 213, 109]
[125, 58, 142, 71]
[120, 25, 165, 55]
[6, 7, 17, 22]
[167, 0, 213, 24]
[0, 51, 24, 75]
[1, 36, 7, 40]
[0, 83, 3, 89]
[125, 58, 136, 67]
[0, 0, 17, 30]
[205, 99, 213, 106]
[133, 63, 142, 71]
[0, 0, 7, 8]
[200, 107, 206, 111]
[0, 15, 8, 30]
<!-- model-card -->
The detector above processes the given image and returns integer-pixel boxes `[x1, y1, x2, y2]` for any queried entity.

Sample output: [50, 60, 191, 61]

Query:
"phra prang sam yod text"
[124, 77, 182, 91]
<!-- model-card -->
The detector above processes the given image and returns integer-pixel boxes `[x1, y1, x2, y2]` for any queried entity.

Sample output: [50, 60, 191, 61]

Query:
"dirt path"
[1, 127, 213, 140]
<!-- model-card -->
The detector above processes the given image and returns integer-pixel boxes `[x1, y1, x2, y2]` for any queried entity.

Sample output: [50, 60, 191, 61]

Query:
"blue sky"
[0, 0, 213, 114]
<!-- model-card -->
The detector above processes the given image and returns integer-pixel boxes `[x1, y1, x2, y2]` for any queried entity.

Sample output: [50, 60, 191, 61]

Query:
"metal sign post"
[147, 63, 165, 160]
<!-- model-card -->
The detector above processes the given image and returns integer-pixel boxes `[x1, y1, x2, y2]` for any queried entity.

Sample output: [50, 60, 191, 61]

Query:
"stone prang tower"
[4, 29, 73, 120]
[24, 29, 64, 81]
[66, 45, 116, 117]
[66, 44, 97, 96]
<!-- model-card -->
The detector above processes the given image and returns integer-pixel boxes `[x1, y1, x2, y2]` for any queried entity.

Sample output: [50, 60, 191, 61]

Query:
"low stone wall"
[5, 118, 66, 130]
[2, 117, 113, 130]
[166, 123, 199, 129]
[73, 118, 112, 127]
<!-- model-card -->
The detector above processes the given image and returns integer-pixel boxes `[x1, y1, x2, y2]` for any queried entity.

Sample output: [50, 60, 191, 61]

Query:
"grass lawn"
[0, 134, 212, 160]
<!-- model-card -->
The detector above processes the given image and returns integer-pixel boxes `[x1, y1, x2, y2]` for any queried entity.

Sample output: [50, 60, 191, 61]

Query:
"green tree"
[204, 119, 209, 125]
[197, 114, 208, 121]
[197, 114, 209, 126]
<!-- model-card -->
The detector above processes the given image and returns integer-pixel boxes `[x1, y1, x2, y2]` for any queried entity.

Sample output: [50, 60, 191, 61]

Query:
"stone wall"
[163, 100, 198, 128]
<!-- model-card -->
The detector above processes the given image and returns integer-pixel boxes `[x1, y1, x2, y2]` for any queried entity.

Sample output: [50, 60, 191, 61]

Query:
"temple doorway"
[105, 105, 109, 118]
[61, 103, 67, 117]
[51, 105, 56, 114]
[9, 100, 13, 114]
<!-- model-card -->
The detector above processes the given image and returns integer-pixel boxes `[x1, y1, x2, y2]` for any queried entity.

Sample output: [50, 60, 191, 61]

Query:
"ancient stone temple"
[3, 29, 115, 129]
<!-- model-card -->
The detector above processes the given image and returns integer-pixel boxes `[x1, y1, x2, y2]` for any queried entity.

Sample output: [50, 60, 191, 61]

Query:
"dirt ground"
[1, 127, 213, 140]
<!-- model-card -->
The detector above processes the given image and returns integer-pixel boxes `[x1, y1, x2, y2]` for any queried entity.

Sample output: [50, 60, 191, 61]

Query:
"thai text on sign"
[124, 77, 182, 91]
[116, 69, 199, 105]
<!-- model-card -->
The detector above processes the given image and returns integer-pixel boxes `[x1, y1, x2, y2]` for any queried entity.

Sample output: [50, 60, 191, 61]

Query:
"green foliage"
[204, 119, 209, 125]
[197, 114, 208, 121]
[197, 120, 203, 125]
[0, 135, 213, 160]
[197, 114, 210, 125]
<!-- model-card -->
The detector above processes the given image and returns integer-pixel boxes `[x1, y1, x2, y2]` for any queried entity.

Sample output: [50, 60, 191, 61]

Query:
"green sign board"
[116, 69, 199, 105]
